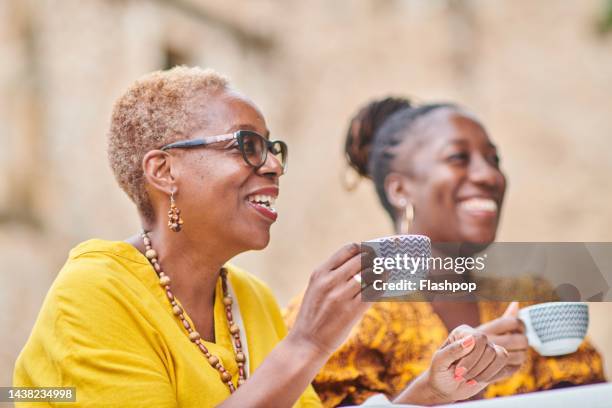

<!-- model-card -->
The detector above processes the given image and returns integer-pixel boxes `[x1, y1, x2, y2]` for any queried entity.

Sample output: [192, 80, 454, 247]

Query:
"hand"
[288, 243, 370, 357]
[397, 325, 511, 405]
[478, 302, 528, 375]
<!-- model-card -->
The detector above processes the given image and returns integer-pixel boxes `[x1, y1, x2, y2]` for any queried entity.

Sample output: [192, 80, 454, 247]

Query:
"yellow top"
[14, 239, 321, 408]
[285, 298, 606, 407]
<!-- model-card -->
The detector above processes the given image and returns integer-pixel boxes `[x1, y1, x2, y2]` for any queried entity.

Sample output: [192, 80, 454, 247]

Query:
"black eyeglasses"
[161, 130, 288, 173]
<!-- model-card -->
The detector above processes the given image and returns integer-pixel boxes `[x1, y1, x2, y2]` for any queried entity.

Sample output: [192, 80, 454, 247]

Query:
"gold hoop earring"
[398, 199, 414, 234]
[168, 192, 184, 232]
[341, 165, 361, 191]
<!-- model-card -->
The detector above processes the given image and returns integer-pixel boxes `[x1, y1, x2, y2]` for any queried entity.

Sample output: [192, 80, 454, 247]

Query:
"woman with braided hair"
[286, 96, 605, 407]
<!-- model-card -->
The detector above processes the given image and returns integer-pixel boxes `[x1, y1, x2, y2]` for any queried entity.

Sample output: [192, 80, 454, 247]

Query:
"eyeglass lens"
[241, 132, 286, 170]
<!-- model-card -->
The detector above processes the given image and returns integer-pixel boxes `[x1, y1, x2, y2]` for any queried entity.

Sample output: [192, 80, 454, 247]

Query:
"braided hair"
[344, 96, 455, 220]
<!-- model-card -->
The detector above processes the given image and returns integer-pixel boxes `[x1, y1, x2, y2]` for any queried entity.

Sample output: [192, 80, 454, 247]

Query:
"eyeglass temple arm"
[161, 132, 237, 150]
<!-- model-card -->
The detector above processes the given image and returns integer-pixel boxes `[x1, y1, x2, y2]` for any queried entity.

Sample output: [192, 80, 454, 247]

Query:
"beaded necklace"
[141, 231, 247, 392]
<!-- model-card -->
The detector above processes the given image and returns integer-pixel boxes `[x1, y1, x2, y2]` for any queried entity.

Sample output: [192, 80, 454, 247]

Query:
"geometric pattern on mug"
[377, 235, 431, 282]
[529, 304, 589, 342]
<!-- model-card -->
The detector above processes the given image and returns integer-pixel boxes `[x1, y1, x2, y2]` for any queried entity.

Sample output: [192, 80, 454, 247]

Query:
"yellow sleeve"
[284, 294, 394, 408]
[257, 282, 322, 407]
[13, 255, 177, 408]
[229, 268, 322, 408]
[531, 338, 606, 390]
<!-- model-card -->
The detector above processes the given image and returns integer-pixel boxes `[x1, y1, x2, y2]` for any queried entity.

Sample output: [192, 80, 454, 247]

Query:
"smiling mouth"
[458, 197, 498, 214]
[247, 194, 277, 212]
[246, 194, 278, 221]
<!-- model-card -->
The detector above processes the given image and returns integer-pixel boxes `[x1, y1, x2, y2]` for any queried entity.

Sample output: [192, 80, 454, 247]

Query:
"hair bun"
[344, 96, 411, 178]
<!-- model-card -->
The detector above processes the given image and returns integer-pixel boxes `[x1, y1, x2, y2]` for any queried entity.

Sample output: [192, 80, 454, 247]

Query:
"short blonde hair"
[107, 66, 229, 221]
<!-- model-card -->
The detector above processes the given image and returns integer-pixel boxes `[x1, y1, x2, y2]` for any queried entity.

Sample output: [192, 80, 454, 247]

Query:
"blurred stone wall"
[2, 0, 612, 389]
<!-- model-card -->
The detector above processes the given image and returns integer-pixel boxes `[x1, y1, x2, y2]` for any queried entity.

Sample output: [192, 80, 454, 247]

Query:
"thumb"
[502, 301, 519, 318]
[434, 335, 476, 370]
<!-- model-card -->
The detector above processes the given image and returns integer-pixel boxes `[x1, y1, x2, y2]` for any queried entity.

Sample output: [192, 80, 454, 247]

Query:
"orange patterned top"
[284, 299, 605, 407]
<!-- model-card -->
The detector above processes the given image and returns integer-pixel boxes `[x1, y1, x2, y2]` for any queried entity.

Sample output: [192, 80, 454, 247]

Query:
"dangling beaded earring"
[398, 198, 414, 234]
[168, 192, 184, 232]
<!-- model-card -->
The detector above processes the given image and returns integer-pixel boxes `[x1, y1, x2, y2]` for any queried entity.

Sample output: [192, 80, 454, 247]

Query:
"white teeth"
[247, 194, 277, 212]
[459, 198, 498, 212]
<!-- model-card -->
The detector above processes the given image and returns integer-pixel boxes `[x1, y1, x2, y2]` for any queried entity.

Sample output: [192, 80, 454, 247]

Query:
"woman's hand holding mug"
[478, 302, 528, 370]
[288, 243, 370, 357]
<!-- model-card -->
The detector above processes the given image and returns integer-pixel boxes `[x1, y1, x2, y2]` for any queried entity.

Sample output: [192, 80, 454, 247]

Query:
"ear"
[384, 172, 413, 209]
[142, 149, 177, 197]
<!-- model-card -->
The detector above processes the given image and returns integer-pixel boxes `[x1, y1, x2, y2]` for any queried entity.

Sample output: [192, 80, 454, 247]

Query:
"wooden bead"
[140, 233, 245, 394]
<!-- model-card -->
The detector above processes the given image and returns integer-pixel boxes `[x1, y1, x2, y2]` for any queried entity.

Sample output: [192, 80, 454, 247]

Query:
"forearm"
[392, 371, 453, 407]
[218, 332, 327, 408]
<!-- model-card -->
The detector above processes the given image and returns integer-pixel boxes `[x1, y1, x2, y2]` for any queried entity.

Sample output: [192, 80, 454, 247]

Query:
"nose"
[468, 154, 502, 189]
[256, 150, 284, 179]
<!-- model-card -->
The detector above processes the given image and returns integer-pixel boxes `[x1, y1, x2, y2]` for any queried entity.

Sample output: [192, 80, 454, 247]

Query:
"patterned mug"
[363, 234, 431, 298]
[518, 302, 589, 356]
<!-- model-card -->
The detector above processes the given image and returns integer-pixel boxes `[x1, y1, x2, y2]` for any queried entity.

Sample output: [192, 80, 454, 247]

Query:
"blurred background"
[2, 0, 612, 390]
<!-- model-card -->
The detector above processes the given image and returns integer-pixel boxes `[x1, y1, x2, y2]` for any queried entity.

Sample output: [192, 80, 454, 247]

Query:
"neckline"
[69, 238, 151, 265]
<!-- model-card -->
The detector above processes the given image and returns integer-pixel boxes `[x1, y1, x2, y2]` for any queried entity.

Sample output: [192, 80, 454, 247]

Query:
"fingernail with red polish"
[454, 375, 463, 382]
[467, 379, 477, 386]
[461, 336, 475, 348]
[454, 366, 466, 378]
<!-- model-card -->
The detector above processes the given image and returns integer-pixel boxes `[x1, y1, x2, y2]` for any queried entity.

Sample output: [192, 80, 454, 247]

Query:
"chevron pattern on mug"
[519, 302, 589, 356]
[529, 303, 588, 342]
[364, 234, 432, 283]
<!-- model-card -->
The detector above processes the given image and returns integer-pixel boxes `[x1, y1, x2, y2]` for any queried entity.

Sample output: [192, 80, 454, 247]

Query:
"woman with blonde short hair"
[15, 69, 513, 407]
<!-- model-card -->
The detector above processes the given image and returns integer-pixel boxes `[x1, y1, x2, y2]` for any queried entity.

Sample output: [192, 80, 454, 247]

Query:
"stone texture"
[1, 0, 611, 388]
